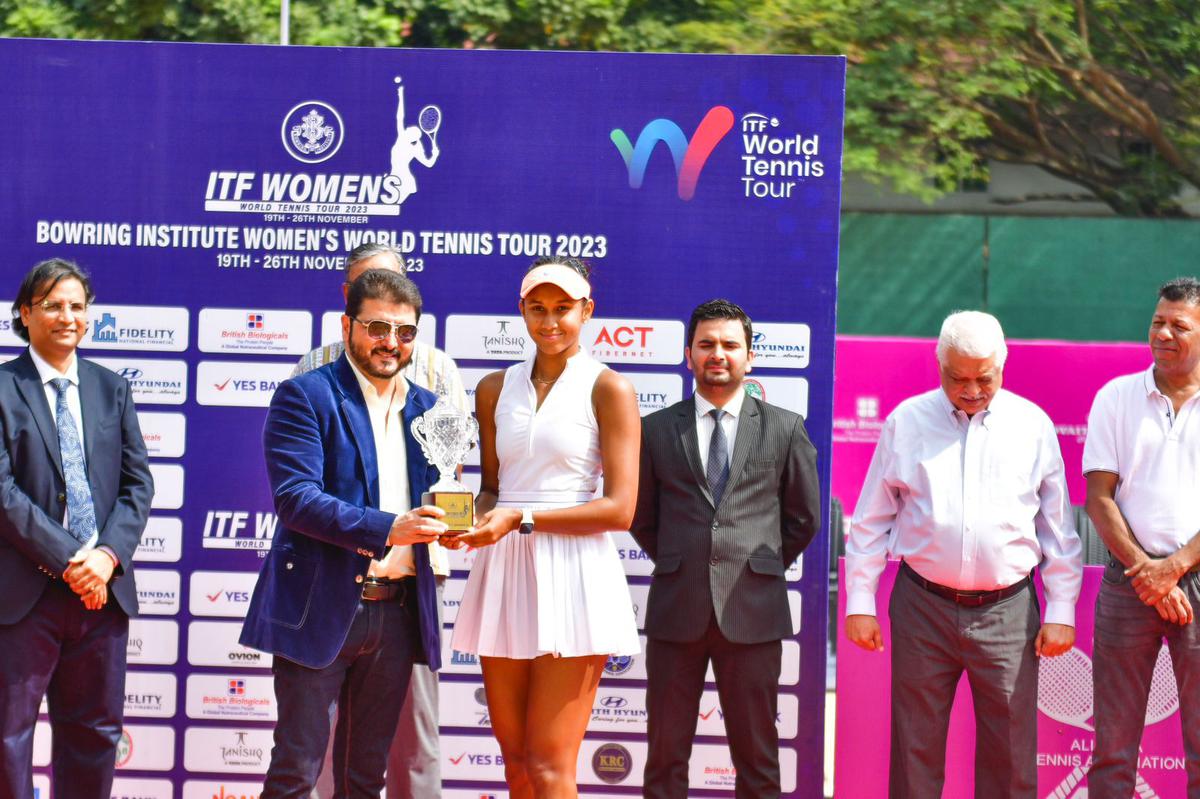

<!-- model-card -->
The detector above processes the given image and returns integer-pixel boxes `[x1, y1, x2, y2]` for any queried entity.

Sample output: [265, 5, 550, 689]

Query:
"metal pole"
[280, 0, 290, 45]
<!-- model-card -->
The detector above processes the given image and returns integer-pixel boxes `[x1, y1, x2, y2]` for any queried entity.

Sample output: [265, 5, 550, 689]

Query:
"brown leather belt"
[361, 577, 414, 603]
[900, 561, 1031, 608]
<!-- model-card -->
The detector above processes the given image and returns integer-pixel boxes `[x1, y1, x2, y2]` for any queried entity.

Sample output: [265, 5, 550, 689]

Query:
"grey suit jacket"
[631, 395, 820, 644]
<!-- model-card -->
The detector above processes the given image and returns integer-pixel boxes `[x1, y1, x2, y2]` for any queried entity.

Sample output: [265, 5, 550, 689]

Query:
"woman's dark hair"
[346, 268, 423, 322]
[527, 256, 591, 281]
[687, 299, 753, 349]
[12, 258, 95, 343]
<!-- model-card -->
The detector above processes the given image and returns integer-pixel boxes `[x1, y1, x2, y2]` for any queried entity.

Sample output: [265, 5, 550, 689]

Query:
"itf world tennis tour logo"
[203, 76, 442, 219]
[611, 107, 827, 200]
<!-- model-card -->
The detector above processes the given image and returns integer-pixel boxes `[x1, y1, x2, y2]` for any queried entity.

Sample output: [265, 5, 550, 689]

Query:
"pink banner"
[835, 561, 1189, 797]
[832, 335, 1148, 509]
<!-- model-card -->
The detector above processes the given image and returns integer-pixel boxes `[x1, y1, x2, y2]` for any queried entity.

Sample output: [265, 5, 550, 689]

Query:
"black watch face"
[519, 522, 534, 535]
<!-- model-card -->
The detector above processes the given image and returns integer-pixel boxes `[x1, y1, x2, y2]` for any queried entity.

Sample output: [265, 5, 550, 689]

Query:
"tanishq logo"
[610, 107, 734, 200]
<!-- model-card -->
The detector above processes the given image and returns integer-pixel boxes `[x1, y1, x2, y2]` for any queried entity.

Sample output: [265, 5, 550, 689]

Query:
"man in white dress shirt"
[845, 310, 1082, 798]
[1084, 277, 1200, 798]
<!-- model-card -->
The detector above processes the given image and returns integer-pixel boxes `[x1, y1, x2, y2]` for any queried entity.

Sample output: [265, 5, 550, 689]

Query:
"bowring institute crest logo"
[282, 102, 344, 164]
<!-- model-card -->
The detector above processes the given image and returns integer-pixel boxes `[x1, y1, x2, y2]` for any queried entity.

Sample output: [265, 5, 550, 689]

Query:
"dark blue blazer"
[240, 354, 442, 670]
[0, 350, 154, 623]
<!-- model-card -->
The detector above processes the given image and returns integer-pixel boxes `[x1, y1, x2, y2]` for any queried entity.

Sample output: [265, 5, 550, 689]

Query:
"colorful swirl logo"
[610, 106, 735, 200]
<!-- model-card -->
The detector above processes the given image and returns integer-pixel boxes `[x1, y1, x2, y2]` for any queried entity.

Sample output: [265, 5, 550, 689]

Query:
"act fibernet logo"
[204, 77, 442, 219]
[611, 106, 827, 200]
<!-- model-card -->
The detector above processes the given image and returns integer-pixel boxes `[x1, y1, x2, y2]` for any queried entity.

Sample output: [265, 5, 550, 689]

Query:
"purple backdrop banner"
[0, 39, 844, 798]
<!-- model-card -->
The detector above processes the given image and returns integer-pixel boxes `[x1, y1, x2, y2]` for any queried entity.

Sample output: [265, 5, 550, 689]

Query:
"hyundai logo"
[117, 367, 143, 380]
[600, 696, 628, 708]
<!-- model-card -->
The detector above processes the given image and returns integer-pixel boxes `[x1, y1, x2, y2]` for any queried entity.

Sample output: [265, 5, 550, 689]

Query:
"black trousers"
[644, 614, 782, 799]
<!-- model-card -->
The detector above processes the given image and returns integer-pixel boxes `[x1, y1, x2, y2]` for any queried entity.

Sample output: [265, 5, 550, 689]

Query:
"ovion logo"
[610, 107, 734, 200]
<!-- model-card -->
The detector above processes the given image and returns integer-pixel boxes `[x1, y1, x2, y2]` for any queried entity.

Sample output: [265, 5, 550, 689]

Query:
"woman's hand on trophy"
[451, 508, 522, 549]
[388, 505, 448, 546]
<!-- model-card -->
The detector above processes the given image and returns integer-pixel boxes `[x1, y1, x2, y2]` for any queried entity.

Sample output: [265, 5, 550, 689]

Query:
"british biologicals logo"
[610, 107, 734, 200]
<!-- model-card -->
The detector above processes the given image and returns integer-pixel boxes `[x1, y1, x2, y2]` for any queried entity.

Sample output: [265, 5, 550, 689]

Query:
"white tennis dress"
[451, 351, 640, 659]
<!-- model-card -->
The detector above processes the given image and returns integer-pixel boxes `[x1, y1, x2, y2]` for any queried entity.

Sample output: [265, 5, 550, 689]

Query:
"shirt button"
[57, 492, 66, 502]
[711, 522, 719, 531]
[355, 575, 364, 584]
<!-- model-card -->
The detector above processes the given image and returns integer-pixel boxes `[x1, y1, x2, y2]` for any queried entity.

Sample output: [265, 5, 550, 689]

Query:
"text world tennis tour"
[204, 171, 406, 216]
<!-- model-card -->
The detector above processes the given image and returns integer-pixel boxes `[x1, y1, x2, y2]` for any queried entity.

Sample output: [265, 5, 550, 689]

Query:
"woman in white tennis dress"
[449, 257, 640, 797]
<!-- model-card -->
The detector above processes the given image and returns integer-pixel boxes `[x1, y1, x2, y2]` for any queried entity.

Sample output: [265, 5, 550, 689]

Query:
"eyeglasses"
[352, 318, 418, 343]
[34, 300, 88, 317]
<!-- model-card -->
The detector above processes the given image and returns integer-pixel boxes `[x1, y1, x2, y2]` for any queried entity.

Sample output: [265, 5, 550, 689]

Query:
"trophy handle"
[411, 414, 429, 450]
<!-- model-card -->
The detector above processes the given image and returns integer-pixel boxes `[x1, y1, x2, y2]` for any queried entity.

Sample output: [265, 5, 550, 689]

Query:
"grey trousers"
[888, 567, 1040, 799]
[312, 577, 443, 799]
[1089, 561, 1200, 799]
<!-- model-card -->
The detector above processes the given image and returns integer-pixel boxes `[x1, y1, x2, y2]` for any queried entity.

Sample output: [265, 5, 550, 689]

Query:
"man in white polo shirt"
[1084, 277, 1200, 798]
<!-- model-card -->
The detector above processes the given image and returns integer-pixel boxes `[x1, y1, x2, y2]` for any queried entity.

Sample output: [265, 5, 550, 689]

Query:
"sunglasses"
[353, 318, 418, 343]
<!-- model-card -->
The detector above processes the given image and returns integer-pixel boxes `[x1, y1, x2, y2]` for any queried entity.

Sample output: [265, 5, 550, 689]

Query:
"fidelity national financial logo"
[611, 106, 828, 200]
[204, 78, 442, 220]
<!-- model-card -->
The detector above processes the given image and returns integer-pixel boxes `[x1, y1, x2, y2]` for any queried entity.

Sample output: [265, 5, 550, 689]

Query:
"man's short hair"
[12, 258, 95, 343]
[1159, 277, 1200, 306]
[687, 299, 753, 349]
[346, 242, 405, 275]
[346, 268, 422, 322]
[937, 310, 1008, 369]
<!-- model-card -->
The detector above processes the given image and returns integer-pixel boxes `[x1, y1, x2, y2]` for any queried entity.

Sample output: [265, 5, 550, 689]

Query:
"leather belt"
[361, 577, 414, 603]
[900, 561, 1031, 608]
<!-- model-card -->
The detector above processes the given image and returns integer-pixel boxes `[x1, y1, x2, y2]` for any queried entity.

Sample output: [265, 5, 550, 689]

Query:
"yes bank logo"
[610, 106, 735, 200]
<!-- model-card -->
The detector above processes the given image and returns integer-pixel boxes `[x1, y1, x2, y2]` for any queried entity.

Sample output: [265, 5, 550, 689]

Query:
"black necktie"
[706, 408, 729, 505]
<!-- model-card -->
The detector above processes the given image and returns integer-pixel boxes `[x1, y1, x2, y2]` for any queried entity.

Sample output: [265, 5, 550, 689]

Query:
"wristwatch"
[518, 508, 534, 535]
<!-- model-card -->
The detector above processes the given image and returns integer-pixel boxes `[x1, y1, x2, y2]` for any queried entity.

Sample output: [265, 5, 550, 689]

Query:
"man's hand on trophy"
[388, 505, 448, 546]
[450, 508, 522, 550]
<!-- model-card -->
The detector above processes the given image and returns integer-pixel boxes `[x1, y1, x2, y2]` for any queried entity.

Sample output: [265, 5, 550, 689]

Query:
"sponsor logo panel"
[199, 308, 313, 355]
[115, 724, 176, 771]
[590, 688, 649, 733]
[81, 305, 189, 352]
[438, 681, 494, 728]
[439, 734, 507, 781]
[183, 728, 273, 774]
[623, 372, 683, 416]
[33, 721, 50, 767]
[134, 516, 183, 563]
[91, 357, 188, 405]
[148, 463, 184, 510]
[612, 532, 653, 577]
[445, 315, 531, 361]
[781, 640, 801, 686]
[579, 739, 646, 787]
[740, 375, 809, 417]
[188, 621, 273, 668]
[32, 774, 49, 797]
[320, 311, 437, 349]
[189, 571, 260, 618]
[584, 319, 684, 365]
[689, 744, 797, 792]
[693, 691, 799, 738]
[0, 305, 18, 347]
[136, 411, 186, 458]
[599, 642, 648, 682]
[440, 639, 482, 676]
[124, 671, 178, 718]
[186, 675, 276, 721]
[750, 323, 811, 369]
[127, 619, 179, 665]
[789, 589, 802, 634]
[202, 509, 277, 552]
[197, 361, 295, 408]
[442, 576, 466, 624]
[181, 780, 263, 799]
[627, 583, 648, 629]
[110, 777, 174, 799]
[133, 569, 181, 616]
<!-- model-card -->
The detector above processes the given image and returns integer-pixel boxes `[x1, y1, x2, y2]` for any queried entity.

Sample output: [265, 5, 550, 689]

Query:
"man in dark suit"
[631, 298, 820, 799]
[240, 268, 448, 798]
[0, 258, 154, 799]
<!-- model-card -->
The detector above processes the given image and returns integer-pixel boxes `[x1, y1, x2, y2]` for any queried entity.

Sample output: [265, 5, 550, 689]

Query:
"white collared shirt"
[1082, 366, 1200, 556]
[347, 359, 415, 579]
[846, 388, 1082, 626]
[29, 347, 98, 550]
[694, 389, 746, 473]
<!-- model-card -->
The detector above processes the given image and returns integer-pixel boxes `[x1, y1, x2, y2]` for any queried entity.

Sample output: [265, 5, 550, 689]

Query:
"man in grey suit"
[631, 299, 820, 799]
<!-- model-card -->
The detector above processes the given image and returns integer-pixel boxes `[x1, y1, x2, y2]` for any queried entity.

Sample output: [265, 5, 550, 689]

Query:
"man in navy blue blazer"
[0, 258, 154, 799]
[241, 268, 448, 798]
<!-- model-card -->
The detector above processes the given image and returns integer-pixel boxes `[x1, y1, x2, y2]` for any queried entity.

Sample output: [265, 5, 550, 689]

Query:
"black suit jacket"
[631, 395, 820, 644]
[0, 350, 154, 623]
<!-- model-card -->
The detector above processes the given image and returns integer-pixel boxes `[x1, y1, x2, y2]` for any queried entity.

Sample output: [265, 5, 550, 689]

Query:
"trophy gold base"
[423, 490, 475, 533]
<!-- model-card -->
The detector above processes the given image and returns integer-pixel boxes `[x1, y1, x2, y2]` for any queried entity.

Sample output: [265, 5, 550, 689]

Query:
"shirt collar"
[1144, 364, 1164, 397]
[347, 356, 407, 410]
[29, 346, 79, 386]
[695, 387, 747, 420]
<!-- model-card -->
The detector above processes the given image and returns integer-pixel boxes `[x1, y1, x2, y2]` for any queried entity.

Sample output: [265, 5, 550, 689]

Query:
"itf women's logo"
[281, 101, 344, 164]
[610, 106, 734, 200]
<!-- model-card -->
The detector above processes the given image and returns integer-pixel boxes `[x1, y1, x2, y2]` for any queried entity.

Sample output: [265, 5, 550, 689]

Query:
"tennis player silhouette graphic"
[390, 76, 441, 206]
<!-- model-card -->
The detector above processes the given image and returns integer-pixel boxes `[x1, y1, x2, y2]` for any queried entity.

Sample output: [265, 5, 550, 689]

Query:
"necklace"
[531, 374, 558, 385]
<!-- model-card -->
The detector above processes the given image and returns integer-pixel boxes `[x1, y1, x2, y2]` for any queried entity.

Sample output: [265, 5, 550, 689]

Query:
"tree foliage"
[3, 0, 1197, 216]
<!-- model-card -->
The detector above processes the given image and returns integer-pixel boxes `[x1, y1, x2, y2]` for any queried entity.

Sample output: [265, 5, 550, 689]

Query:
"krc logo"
[610, 107, 734, 200]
